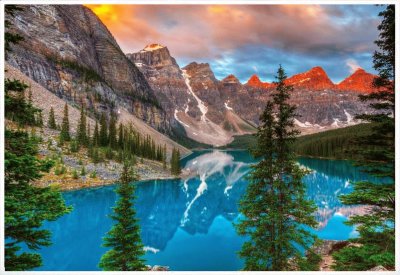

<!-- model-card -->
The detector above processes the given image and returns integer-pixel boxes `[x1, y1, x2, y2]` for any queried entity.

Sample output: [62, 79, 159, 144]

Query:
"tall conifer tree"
[48, 107, 57, 129]
[77, 106, 87, 145]
[99, 113, 108, 147]
[5, 7, 71, 270]
[99, 161, 145, 271]
[333, 5, 395, 270]
[236, 65, 317, 271]
[59, 103, 70, 142]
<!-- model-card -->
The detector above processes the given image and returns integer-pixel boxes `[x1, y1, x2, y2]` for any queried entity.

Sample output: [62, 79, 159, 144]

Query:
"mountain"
[5, 5, 169, 132]
[5, 4, 379, 148]
[128, 41, 378, 143]
[285, 66, 335, 90]
[128, 47, 256, 146]
[336, 68, 378, 93]
[246, 74, 273, 89]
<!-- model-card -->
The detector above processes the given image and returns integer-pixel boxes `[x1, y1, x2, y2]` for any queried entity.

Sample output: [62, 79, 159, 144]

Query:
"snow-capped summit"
[142, 43, 166, 52]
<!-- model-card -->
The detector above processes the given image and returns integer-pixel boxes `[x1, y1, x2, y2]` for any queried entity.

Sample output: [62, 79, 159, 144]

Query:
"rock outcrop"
[246, 74, 273, 89]
[128, 47, 256, 146]
[6, 5, 168, 131]
[285, 66, 335, 90]
[337, 68, 378, 93]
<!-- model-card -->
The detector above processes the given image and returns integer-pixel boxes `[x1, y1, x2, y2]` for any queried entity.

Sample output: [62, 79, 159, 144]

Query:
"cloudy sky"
[86, 4, 383, 83]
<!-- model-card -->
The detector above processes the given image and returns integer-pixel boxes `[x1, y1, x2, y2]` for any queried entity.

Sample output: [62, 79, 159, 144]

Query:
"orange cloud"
[84, 4, 378, 62]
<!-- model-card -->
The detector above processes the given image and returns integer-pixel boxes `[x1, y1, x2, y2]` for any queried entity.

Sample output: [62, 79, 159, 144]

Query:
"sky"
[86, 4, 384, 83]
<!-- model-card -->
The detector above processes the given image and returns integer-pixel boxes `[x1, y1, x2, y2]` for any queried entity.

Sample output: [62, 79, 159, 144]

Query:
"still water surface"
[35, 150, 376, 271]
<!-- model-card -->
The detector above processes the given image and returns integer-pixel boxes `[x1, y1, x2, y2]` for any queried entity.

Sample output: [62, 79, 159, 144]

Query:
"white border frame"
[0, 1, 398, 274]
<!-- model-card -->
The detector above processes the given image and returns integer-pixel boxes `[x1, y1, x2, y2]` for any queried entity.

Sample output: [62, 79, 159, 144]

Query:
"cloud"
[85, 4, 381, 82]
[345, 58, 361, 73]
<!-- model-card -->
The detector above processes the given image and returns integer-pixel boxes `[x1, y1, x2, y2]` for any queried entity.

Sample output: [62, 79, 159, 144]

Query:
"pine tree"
[170, 148, 176, 175]
[59, 103, 70, 142]
[118, 123, 124, 149]
[99, 161, 145, 271]
[36, 111, 43, 127]
[333, 5, 395, 271]
[93, 121, 99, 147]
[77, 106, 87, 145]
[176, 149, 181, 175]
[5, 130, 72, 271]
[5, 11, 71, 269]
[236, 65, 318, 271]
[87, 122, 91, 142]
[108, 115, 117, 149]
[162, 144, 167, 170]
[99, 113, 108, 147]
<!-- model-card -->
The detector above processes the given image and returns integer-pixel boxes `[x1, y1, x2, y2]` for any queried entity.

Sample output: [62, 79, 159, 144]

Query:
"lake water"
[34, 150, 376, 271]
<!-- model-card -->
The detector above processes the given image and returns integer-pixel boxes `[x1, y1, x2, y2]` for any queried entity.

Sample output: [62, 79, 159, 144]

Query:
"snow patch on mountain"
[182, 70, 208, 122]
[174, 109, 190, 128]
[344, 109, 354, 124]
[224, 102, 233, 111]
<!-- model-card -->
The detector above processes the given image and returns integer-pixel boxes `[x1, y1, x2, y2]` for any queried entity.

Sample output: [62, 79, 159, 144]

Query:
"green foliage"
[170, 148, 181, 176]
[59, 103, 70, 142]
[333, 5, 395, 271]
[46, 55, 102, 83]
[236, 66, 318, 271]
[333, 231, 395, 271]
[99, 162, 145, 271]
[108, 115, 117, 149]
[48, 107, 57, 129]
[90, 171, 97, 179]
[99, 113, 108, 147]
[294, 123, 378, 160]
[162, 144, 167, 170]
[105, 147, 114, 160]
[93, 121, 99, 147]
[5, 5, 23, 52]
[297, 250, 322, 271]
[72, 169, 79, 179]
[90, 146, 101, 164]
[69, 139, 80, 153]
[219, 134, 257, 150]
[80, 166, 86, 176]
[5, 78, 41, 126]
[5, 129, 71, 270]
[77, 106, 87, 146]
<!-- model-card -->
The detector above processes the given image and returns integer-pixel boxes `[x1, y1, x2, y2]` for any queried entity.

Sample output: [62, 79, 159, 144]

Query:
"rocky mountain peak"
[222, 74, 241, 84]
[183, 62, 217, 81]
[142, 43, 166, 52]
[246, 74, 273, 89]
[127, 44, 177, 68]
[247, 74, 261, 85]
[285, 66, 334, 90]
[336, 67, 377, 93]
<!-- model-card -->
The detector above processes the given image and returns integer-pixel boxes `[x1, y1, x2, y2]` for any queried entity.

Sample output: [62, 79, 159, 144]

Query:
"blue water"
[32, 150, 378, 271]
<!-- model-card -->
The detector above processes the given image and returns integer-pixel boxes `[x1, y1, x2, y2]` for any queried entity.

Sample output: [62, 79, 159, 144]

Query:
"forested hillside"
[222, 123, 378, 161]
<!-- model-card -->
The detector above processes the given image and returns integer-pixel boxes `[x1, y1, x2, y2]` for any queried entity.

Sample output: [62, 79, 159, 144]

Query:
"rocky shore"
[28, 127, 185, 191]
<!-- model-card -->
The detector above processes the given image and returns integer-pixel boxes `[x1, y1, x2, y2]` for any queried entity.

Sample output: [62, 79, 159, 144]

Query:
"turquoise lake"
[34, 150, 376, 271]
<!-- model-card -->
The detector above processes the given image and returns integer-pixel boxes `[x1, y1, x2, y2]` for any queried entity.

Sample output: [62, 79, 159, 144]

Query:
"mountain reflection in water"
[34, 150, 380, 271]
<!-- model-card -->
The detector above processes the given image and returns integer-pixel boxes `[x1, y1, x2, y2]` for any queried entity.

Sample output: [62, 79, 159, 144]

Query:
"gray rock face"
[6, 5, 167, 130]
[128, 48, 256, 146]
[127, 45, 202, 121]
[225, 84, 374, 132]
